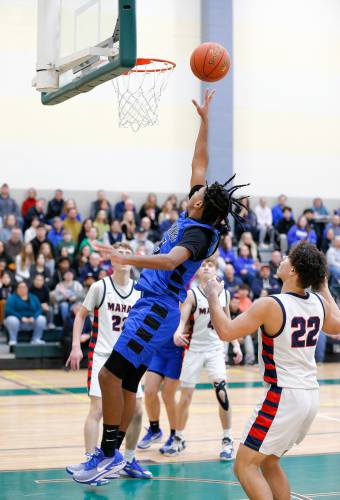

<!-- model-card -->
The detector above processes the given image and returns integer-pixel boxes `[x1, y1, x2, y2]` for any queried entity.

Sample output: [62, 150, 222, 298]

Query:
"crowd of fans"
[0, 183, 339, 363]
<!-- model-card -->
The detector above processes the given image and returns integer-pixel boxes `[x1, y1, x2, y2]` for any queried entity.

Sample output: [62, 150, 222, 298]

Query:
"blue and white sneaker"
[219, 437, 234, 461]
[66, 450, 120, 478]
[163, 435, 186, 456]
[120, 458, 153, 479]
[159, 434, 175, 454]
[72, 448, 125, 486]
[137, 427, 163, 449]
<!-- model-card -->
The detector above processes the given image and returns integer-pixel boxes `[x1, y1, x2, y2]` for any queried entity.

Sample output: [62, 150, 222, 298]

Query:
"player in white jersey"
[166, 257, 243, 459]
[205, 241, 340, 500]
[66, 243, 152, 481]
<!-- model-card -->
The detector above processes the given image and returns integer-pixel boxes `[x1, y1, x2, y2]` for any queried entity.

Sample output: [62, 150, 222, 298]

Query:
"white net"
[112, 58, 175, 132]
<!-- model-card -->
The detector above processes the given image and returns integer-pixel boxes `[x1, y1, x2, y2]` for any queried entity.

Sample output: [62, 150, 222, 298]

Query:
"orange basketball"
[190, 42, 231, 82]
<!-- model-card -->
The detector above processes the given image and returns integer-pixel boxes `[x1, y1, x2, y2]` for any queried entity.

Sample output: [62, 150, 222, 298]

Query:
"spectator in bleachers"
[15, 243, 35, 283]
[238, 231, 258, 261]
[251, 263, 281, 299]
[31, 224, 53, 259]
[40, 242, 55, 276]
[47, 217, 64, 248]
[158, 199, 173, 226]
[254, 197, 274, 247]
[25, 198, 47, 230]
[50, 257, 72, 290]
[0, 214, 20, 243]
[4, 281, 46, 346]
[0, 183, 20, 224]
[30, 253, 51, 285]
[0, 271, 13, 325]
[234, 245, 257, 284]
[274, 206, 295, 254]
[312, 197, 329, 216]
[218, 233, 236, 265]
[61, 199, 81, 221]
[268, 250, 283, 279]
[231, 289, 255, 364]
[46, 189, 64, 221]
[234, 197, 258, 241]
[79, 252, 102, 283]
[21, 188, 37, 219]
[272, 194, 292, 226]
[143, 205, 160, 232]
[93, 210, 110, 239]
[56, 230, 76, 259]
[82, 273, 97, 293]
[5, 228, 23, 260]
[90, 190, 112, 222]
[159, 208, 179, 235]
[55, 269, 84, 321]
[113, 192, 129, 220]
[235, 284, 253, 312]
[76, 218, 93, 252]
[24, 216, 40, 244]
[167, 193, 178, 210]
[122, 198, 138, 222]
[322, 213, 340, 252]
[79, 227, 101, 254]
[62, 208, 82, 242]
[287, 215, 317, 249]
[0, 241, 13, 270]
[139, 192, 160, 221]
[140, 216, 160, 243]
[130, 227, 154, 255]
[327, 236, 340, 281]
[30, 274, 54, 328]
[223, 263, 243, 296]
[179, 198, 188, 213]
[120, 209, 136, 241]
[74, 245, 91, 276]
[102, 219, 123, 246]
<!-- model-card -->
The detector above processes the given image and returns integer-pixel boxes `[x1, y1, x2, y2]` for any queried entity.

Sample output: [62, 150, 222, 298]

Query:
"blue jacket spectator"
[234, 245, 257, 282]
[272, 194, 293, 226]
[218, 234, 235, 265]
[312, 197, 329, 216]
[287, 216, 317, 248]
[223, 263, 243, 296]
[251, 264, 281, 299]
[48, 217, 64, 248]
[79, 253, 102, 283]
[114, 193, 129, 220]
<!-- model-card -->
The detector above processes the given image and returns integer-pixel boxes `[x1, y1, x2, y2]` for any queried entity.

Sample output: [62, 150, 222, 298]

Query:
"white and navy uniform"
[84, 276, 143, 398]
[242, 291, 324, 457]
[180, 286, 230, 388]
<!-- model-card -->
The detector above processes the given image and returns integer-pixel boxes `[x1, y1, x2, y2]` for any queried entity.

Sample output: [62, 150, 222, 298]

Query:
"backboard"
[34, 0, 136, 105]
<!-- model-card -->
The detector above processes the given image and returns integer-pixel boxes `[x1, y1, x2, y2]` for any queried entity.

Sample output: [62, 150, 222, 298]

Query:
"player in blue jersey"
[71, 89, 248, 486]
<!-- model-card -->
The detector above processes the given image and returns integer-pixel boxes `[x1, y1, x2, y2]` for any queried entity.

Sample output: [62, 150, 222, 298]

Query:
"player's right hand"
[66, 346, 83, 371]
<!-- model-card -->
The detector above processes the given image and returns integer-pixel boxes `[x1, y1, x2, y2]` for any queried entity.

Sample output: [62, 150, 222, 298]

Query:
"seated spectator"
[234, 197, 258, 241]
[61, 199, 82, 222]
[238, 231, 258, 261]
[272, 194, 292, 226]
[47, 217, 64, 248]
[56, 230, 76, 259]
[121, 210, 136, 241]
[322, 213, 340, 252]
[79, 227, 101, 254]
[0, 214, 20, 243]
[61, 302, 91, 365]
[122, 198, 138, 222]
[275, 206, 295, 254]
[234, 245, 257, 284]
[4, 281, 46, 346]
[62, 207, 82, 242]
[46, 189, 64, 221]
[179, 199, 188, 213]
[50, 257, 72, 290]
[31, 224, 52, 259]
[40, 242, 55, 276]
[0, 183, 21, 225]
[312, 197, 329, 217]
[223, 263, 243, 296]
[30, 253, 51, 284]
[231, 291, 255, 364]
[218, 233, 236, 265]
[90, 190, 112, 222]
[144, 206, 160, 231]
[140, 216, 161, 243]
[287, 215, 317, 249]
[0, 241, 13, 270]
[93, 210, 110, 239]
[159, 208, 178, 235]
[327, 236, 340, 281]
[25, 198, 47, 230]
[24, 216, 40, 244]
[235, 284, 252, 312]
[74, 245, 91, 276]
[30, 274, 54, 328]
[251, 263, 281, 299]
[139, 192, 161, 221]
[0, 271, 14, 325]
[21, 188, 37, 218]
[254, 197, 274, 247]
[5, 228, 23, 260]
[15, 243, 35, 283]
[102, 219, 123, 246]
[158, 199, 173, 226]
[114, 192, 129, 220]
[269, 250, 283, 280]
[167, 194, 178, 210]
[130, 227, 154, 256]
[55, 269, 84, 321]
[76, 218, 93, 251]
[82, 273, 97, 292]
[79, 252, 102, 283]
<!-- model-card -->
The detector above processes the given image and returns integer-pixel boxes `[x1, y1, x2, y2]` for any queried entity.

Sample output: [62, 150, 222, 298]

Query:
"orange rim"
[123, 58, 176, 75]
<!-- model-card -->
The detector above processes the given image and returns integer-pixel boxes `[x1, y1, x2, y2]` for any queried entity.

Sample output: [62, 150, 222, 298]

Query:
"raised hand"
[192, 88, 216, 121]
[204, 277, 224, 297]
[93, 243, 124, 264]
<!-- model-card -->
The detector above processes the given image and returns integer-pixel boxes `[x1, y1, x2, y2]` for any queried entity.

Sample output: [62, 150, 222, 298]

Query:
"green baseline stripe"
[1, 378, 340, 397]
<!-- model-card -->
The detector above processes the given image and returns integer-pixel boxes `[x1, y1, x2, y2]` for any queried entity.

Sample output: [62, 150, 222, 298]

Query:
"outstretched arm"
[318, 280, 340, 335]
[191, 89, 216, 188]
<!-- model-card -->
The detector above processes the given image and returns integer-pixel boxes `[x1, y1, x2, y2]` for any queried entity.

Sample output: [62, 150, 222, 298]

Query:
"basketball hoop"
[112, 58, 176, 132]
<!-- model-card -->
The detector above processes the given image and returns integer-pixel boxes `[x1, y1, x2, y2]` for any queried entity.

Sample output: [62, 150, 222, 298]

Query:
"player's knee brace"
[214, 380, 229, 411]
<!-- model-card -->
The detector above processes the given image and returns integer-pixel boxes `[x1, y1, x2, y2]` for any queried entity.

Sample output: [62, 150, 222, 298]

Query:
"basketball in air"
[190, 42, 231, 82]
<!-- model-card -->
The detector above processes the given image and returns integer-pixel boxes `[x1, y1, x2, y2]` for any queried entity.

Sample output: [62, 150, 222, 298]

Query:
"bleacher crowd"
[0, 183, 339, 363]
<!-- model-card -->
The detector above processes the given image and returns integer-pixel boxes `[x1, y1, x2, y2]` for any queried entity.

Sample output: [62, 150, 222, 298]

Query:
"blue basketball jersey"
[135, 212, 220, 302]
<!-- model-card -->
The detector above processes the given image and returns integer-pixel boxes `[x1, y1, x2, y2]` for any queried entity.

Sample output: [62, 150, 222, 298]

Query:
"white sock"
[124, 449, 135, 463]
[222, 428, 233, 440]
[175, 430, 184, 440]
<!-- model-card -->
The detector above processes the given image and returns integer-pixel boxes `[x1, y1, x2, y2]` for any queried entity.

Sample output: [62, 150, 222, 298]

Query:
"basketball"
[190, 42, 231, 82]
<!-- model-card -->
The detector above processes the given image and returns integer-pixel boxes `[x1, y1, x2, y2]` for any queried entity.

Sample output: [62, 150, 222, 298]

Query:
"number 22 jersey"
[83, 276, 141, 357]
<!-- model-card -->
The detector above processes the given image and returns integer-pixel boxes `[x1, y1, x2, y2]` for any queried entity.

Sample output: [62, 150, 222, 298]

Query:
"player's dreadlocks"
[201, 174, 249, 231]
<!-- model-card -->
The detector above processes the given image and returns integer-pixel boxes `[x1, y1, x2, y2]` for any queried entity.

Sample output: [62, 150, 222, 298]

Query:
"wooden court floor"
[0, 364, 339, 499]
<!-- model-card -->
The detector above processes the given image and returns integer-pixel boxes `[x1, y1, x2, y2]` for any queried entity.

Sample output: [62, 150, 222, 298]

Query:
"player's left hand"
[174, 331, 190, 347]
[233, 348, 243, 365]
[93, 243, 124, 264]
[204, 278, 224, 297]
[192, 88, 216, 121]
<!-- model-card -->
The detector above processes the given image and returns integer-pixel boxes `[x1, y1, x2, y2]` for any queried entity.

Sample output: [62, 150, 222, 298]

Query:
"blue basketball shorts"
[148, 347, 184, 380]
[113, 292, 181, 368]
